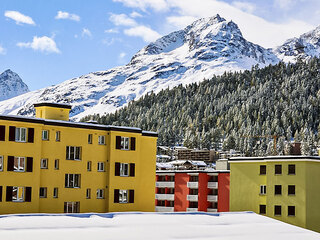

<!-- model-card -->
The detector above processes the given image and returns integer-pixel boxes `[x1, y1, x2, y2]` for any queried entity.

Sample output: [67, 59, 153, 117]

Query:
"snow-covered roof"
[169, 160, 207, 167]
[156, 162, 174, 169]
[156, 155, 171, 159]
[0, 212, 317, 240]
[230, 155, 320, 163]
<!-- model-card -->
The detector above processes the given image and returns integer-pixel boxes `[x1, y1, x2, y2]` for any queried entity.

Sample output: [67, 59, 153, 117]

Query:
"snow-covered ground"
[0, 212, 318, 240]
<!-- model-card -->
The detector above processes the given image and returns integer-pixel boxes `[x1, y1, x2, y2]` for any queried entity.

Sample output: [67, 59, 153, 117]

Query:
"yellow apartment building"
[0, 102, 157, 214]
[229, 156, 320, 232]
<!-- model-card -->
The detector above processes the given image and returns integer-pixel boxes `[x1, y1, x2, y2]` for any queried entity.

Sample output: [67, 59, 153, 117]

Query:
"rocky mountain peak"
[0, 69, 29, 101]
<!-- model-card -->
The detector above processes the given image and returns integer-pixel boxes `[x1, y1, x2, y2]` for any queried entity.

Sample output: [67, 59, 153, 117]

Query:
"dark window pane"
[274, 205, 281, 216]
[275, 185, 282, 195]
[288, 164, 296, 175]
[275, 165, 282, 174]
[288, 185, 295, 195]
[259, 204, 266, 214]
[260, 165, 266, 175]
[288, 206, 295, 216]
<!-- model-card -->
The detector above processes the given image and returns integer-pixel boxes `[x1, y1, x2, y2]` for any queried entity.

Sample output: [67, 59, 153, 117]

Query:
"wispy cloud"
[4, 10, 35, 25]
[105, 28, 119, 34]
[55, 11, 80, 21]
[166, 15, 197, 29]
[109, 13, 137, 26]
[82, 28, 92, 38]
[124, 25, 161, 42]
[17, 36, 60, 54]
[118, 52, 127, 64]
[113, 0, 168, 12]
[0, 44, 6, 55]
[232, 1, 256, 13]
[130, 11, 143, 18]
[102, 37, 122, 46]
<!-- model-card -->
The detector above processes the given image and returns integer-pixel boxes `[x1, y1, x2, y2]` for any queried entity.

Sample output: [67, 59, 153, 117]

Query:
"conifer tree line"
[81, 58, 320, 156]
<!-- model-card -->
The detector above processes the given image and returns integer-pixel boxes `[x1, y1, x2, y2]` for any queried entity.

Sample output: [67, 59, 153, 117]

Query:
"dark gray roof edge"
[142, 131, 158, 137]
[33, 102, 72, 109]
[229, 156, 320, 161]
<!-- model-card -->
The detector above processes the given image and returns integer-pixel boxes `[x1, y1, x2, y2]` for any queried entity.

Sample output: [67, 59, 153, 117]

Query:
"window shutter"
[9, 126, 16, 141]
[6, 186, 13, 202]
[129, 190, 134, 203]
[130, 137, 136, 150]
[0, 186, 2, 202]
[115, 162, 120, 176]
[0, 126, 5, 141]
[27, 128, 34, 143]
[25, 187, 32, 202]
[114, 189, 119, 203]
[116, 136, 121, 149]
[7, 156, 14, 171]
[130, 163, 135, 177]
[26, 157, 33, 172]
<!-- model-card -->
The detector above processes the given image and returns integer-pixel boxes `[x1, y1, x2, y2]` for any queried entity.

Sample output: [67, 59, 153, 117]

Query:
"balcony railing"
[155, 206, 174, 212]
[156, 181, 175, 188]
[207, 208, 218, 212]
[187, 208, 198, 212]
[155, 194, 175, 201]
[187, 195, 198, 201]
[207, 182, 218, 189]
[187, 182, 199, 188]
[207, 195, 218, 202]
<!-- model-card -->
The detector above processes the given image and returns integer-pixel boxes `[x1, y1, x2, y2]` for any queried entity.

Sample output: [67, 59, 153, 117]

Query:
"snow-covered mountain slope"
[274, 25, 320, 63]
[0, 15, 279, 120]
[0, 69, 29, 101]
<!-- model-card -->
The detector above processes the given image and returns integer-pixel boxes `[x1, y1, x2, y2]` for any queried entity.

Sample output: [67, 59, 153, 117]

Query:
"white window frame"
[98, 135, 106, 145]
[119, 189, 128, 203]
[121, 137, 129, 150]
[260, 185, 267, 195]
[88, 134, 93, 144]
[0, 156, 3, 171]
[97, 162, 105, 172]
[54, 159, 59, 170]
[53, 188, 58, 198]
[97, 189, 104, 199]
[56, 131, 60, 142]
[87, 161, 92, 171]
[40, 159, 48, 169]
[66, 146, 81, 160]
[15, 127, 27, 142]
[12, 186, 24, 202]
[14, 157, 25, 172]
[86, 188, 91, 199]
[120, 163, 129, 176]
[42, 130, 49, 141]
[64, 201, 79, 213]
[39, 187, 47, 198]
[65, 174, 81, 188]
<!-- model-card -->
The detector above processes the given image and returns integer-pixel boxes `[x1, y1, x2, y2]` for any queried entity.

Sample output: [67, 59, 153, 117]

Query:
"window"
[116, 136, 136, 150]
[12, 186, 25, 202]
[189, 201, 198, 208]
[260, 185, 266, 195]
[157, 188, 165, 194]
[15, 127, 27, 142]
[114, 189, 134, 203]
[275, 164, 282, 174]
[97, 189, 104, 199]
[275, 185, 282, 195]
[65, 174, 81, 188]
[189, 189, 198, 195]
[288, 185, 295, 195]
[189, 176, 198, 182]
[42, 130, 49, 141]
[288, 164, 296, 175]
[86, 189, 91, 199]
[0, 156, 3, 171]
[64, 202, 80, 213]
[167, 201, 174, 207]
[88, 134, 92, 144]
[97, 162, 105, 172]
[66, 146, 81, 160]
[14, 157, 25, 172]
[54, 159, 59, 170]
[119, 190, 128, 203]
[56, 131, 60, 142]
[53, 188, 58, 198]
[274, 205, 281, 216]
[87, 161, 92, 171]
[98, 136, 105, 145]
[260, 165, 266, 175]
[167, 188, 175, 194]
[259, 205, 266, 214]
[121, 137, 129, 150]
[288, 206, 295, 216]
[0, 125, 5, 141]
[157, 200, 165, 206]
[40, 159, 48, 169]
[39, 187, 47, 198]
[117, 163, 128, 176]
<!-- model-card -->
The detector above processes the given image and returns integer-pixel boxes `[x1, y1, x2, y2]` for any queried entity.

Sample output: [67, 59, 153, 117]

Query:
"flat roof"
[229, 155, 320, 163]
[0, 114, 158, 137]
[156, 169, 230, 173]
[33, 102, 72, 109]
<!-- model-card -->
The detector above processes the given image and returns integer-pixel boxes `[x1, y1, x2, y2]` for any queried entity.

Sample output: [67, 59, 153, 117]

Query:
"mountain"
[0, 15, 279, 120]
[274, 26, 320, 62]
[0, 69, 29, 101]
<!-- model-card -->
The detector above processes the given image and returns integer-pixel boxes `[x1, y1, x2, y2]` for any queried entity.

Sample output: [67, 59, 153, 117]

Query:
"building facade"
[0, 103, 157, 214]
[155, 170, 230, 212]
[229, 156, 320, 233]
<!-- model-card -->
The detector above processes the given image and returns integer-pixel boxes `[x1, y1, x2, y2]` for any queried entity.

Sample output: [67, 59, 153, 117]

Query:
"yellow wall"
[35, 106, 70, 121]
[230, 159, 318, 232]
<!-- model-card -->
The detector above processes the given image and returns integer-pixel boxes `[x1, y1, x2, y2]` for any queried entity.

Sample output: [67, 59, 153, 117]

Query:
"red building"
[155, 170, 230, 212]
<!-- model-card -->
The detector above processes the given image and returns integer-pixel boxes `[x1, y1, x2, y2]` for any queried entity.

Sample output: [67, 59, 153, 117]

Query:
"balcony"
[207, 208, 218, 212]
[187, 195, 198, 201]
[155, 194, 175, 201]
[207, 195, 218, 202]
[155, 206, 174, 212]
[187, 208, 198, 212]
[207, 182, 218, 189]
[156, 181, 175, 188]
[187, 182, 199, 188]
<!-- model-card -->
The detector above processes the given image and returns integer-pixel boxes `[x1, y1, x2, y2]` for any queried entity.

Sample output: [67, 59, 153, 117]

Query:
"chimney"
[34, 103, 72, 121]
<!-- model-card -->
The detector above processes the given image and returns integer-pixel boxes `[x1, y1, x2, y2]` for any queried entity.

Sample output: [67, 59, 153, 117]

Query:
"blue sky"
[1, 0, 320, 91]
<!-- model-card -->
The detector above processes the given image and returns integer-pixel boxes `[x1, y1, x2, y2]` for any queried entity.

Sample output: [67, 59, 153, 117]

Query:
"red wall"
[198, 173, 209, 211]
[174, 173, 189, 211]
[218, 172, 230, 212]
